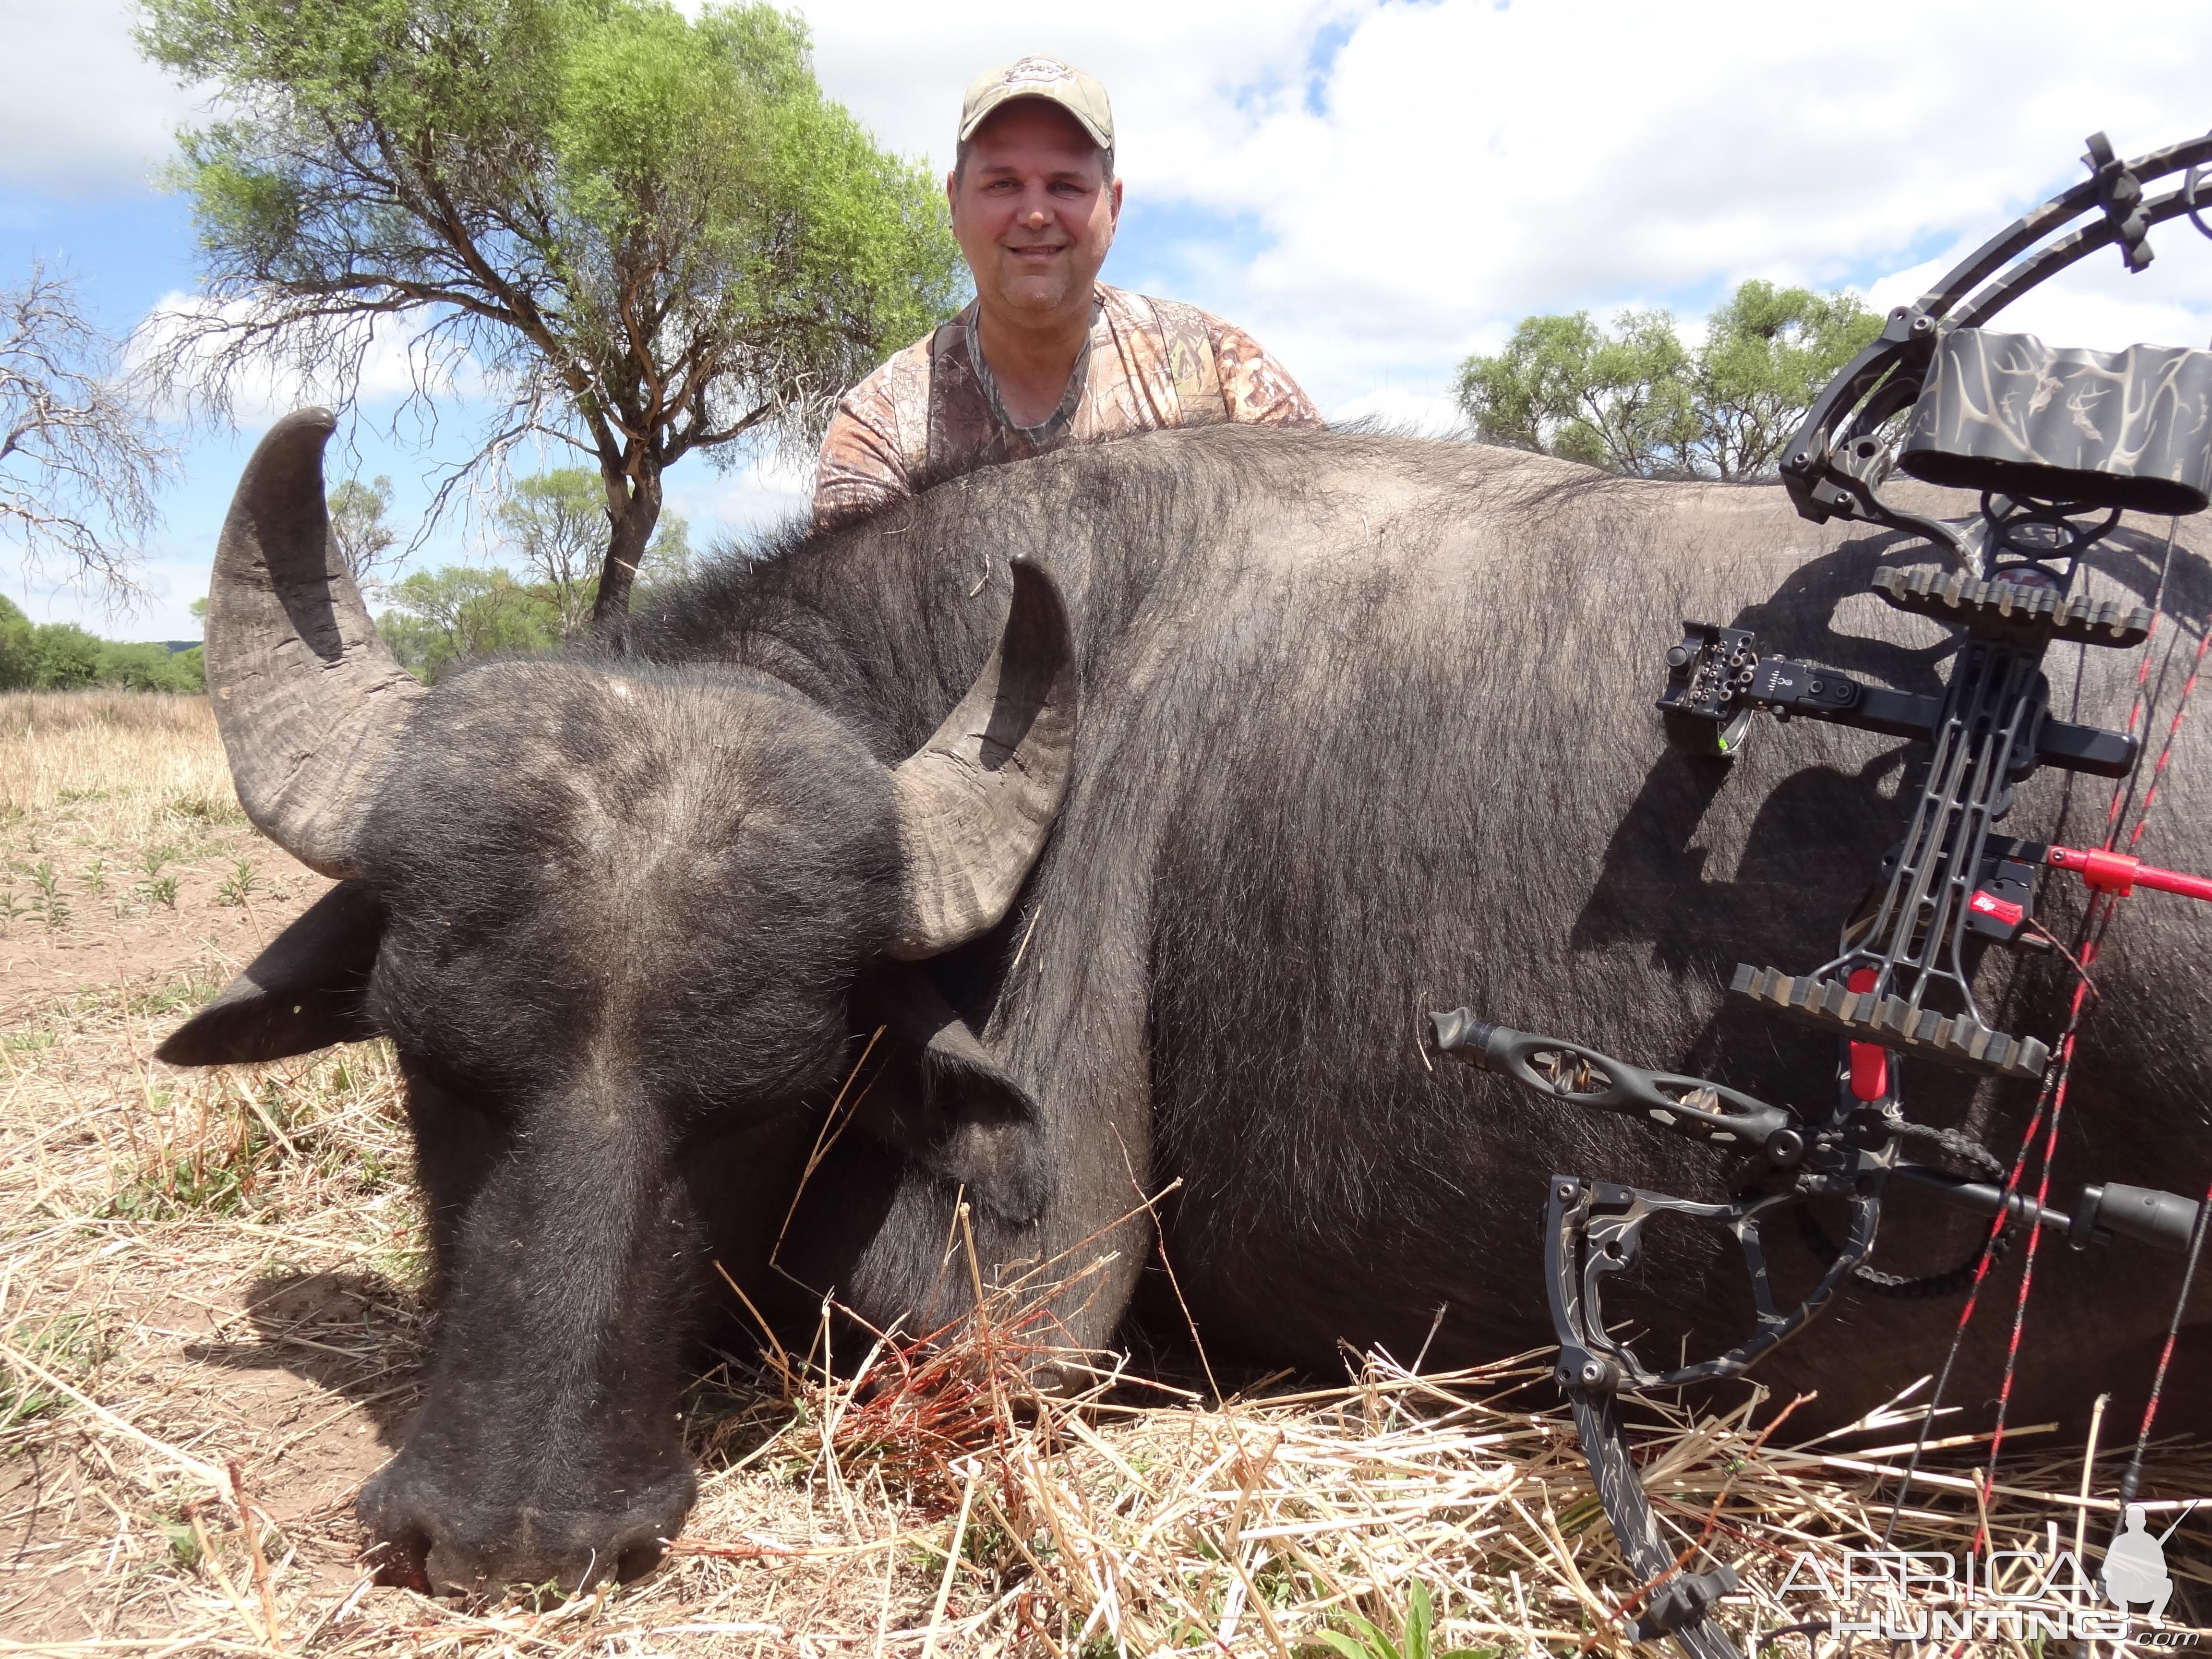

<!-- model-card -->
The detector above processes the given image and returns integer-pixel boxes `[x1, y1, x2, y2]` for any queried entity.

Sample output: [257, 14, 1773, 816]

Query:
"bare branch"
[135, 0, 963, 618]
[0, 263, 175, 601]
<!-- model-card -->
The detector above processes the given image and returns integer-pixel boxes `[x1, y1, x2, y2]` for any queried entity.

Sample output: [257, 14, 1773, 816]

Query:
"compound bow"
[1431, 128, 2212, 1657]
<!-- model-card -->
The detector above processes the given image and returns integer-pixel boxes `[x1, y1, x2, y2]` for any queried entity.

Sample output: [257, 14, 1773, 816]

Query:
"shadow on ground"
[184, 1269, 427, 1447]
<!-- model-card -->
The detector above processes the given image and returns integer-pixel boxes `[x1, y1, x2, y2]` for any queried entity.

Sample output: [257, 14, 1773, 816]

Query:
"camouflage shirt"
[812, 284, 1322, 528]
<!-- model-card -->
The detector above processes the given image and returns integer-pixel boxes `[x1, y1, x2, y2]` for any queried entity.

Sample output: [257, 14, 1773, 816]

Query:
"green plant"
[28, 862, 67, 931]
[1315, 1582, 1494, 1659]
[108, 1135, 254, 1220]
[132, 968, 222, 1019]
[0, 1314, 118, 1434]
[138, 0, 964, 632]
[1, 601, 210, 691]
[167, 791, 244, 825]
[160, 1516, 201, 1573]
[81, 855, 108, 897]
[214, 857, 263, 907]
[138, 873, 179, 909]
[1455, 279, 1881, 481]
[109, 1158, 244, 1219]
[0, 890, 22, 931]
[139, 843, 177, 878]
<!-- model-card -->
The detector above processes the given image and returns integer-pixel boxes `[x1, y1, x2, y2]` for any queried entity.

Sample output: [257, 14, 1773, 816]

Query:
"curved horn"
[204, 408, 423, 878]
[887, 558, 1078, 959]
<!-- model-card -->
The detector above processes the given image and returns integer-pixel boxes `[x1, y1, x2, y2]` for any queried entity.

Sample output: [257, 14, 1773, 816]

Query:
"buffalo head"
[158, 409, 1077, 1594]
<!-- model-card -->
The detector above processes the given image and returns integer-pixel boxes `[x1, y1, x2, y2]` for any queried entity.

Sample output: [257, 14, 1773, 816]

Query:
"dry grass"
[0, 689, 295, 1031]
[0, 694, 239, 839]
[1, 690, 2206, 1656]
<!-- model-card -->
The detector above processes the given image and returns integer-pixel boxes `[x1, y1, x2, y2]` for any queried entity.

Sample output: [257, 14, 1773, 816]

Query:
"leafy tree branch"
[136, 0, 965, 633]
[1456, 280, 1880, 481]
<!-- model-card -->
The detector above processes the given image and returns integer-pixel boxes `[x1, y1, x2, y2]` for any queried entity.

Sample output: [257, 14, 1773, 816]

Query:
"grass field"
[1, 690, 2203, 1654]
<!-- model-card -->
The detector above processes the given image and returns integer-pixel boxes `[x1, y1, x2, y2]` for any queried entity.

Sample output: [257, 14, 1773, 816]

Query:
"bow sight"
[1431, 129, 2212, 1658]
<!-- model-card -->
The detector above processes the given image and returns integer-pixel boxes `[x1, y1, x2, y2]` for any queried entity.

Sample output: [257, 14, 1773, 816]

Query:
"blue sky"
[3, 0, 2210, 639]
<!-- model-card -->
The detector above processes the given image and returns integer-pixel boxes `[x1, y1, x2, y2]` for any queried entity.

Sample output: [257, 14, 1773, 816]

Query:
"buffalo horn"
[887, 559, 1078, 958]
[204, 408, 423, 877]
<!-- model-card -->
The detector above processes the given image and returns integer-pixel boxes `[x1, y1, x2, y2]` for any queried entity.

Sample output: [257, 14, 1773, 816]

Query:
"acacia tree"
[1455, 308, 1697, 477]
[1687, 281, 1883, 481]
[137, 0, 964, 633]
[0, 264, 175, 596]
[1456, 281, 1878, 481]
[497, 466, 685, 639]
[499, 469, 601, 639]
[328, 474, 398, 587]
[379, 565, 556, 680]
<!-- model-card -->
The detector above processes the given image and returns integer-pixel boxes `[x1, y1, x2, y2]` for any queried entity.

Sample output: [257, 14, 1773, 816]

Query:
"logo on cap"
[1000, 56, 1075, 87]
[959, 55, 1112, 149]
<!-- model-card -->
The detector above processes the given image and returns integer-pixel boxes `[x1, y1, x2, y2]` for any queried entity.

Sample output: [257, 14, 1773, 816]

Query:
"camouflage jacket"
[812, 284, 1322, 528]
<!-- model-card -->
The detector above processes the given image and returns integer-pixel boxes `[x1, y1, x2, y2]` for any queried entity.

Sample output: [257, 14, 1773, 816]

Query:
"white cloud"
[1329, 387, 1467, 437]
[18, 0, 2211, 568]
[787, 0, 2212, 411]
[1188, 0, 2212, 405]
[1868, 213, 2212, 357]
[128, 290, 492, 426]
[662, 450, 815, 552]
[795, 1, 1352, 173]
[0, 0, 206, 194]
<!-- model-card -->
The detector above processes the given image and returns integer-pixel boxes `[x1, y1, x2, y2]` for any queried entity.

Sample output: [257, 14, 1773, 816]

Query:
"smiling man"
[812, 56, 1322, 527]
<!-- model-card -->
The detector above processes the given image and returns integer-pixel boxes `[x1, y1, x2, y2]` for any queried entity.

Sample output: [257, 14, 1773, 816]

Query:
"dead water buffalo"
[160, 408, 2212, 1594]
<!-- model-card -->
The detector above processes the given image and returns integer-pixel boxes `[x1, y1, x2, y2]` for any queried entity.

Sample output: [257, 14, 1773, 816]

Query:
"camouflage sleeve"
[814, 333, 952, 528]
[1214, 324, 1325, 428]
[811, 396, 911, 529]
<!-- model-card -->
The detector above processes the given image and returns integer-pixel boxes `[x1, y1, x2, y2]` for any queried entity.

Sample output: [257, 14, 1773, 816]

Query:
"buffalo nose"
[360, 1458, 693, 1599]
[422, 1518, 673, 1601]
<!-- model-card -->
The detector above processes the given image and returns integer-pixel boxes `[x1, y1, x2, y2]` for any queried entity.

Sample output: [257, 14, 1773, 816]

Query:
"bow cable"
[1881, 518, 2211, 1546]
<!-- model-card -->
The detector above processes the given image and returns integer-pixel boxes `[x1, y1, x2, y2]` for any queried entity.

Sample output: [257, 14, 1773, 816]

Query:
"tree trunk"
[590, 461, 662, 641]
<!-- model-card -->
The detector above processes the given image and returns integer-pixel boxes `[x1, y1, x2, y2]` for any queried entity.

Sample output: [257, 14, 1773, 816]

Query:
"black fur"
[348, 660, 902, 1594]
[154, 882, 382, 1063]
[168, 426, 2212, 1596]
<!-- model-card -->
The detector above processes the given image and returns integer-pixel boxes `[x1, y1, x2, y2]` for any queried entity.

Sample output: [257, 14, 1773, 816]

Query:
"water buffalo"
[160, 408, 2212, 1595]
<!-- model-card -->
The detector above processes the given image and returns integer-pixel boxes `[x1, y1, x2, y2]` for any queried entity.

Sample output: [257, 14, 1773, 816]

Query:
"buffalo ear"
[155, 882, 385, 1066]
[852, 963, 1045, 1226]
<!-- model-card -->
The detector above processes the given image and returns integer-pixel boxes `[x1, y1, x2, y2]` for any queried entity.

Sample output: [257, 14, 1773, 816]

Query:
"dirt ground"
[0, 695, 968, 1654]
[3, 691, 2205, 1658]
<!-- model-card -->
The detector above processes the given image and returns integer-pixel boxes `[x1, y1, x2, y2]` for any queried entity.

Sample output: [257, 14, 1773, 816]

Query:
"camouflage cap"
[959, 56, 1114, 152]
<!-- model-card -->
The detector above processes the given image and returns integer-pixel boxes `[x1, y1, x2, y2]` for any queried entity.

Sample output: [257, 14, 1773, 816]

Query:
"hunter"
[812, 55, 1323, 527]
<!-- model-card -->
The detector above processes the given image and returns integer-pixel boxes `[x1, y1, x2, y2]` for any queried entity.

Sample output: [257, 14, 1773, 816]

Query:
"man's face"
[949, 101, 1121, 324]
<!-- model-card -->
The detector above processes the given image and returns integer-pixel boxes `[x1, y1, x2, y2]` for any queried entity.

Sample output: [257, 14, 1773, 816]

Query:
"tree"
[0, 600, 101, 690]
[0, 593, 31, 688]
[1455, 281, 1879, 481]
[1688, 281, 1884, 481]
[0, 264, 176, 595]
[137, 0, 965, 636]
[378, 565, 561, 682]
[498, 467, 691, 638]
[1457, 308, 1698, 476]
[635, 511, 690, 589]
[497, 469, 604, 640]
[0, 595, 205, 691]
[328, 474, 399, 588]
[94, 638, 205, 692]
